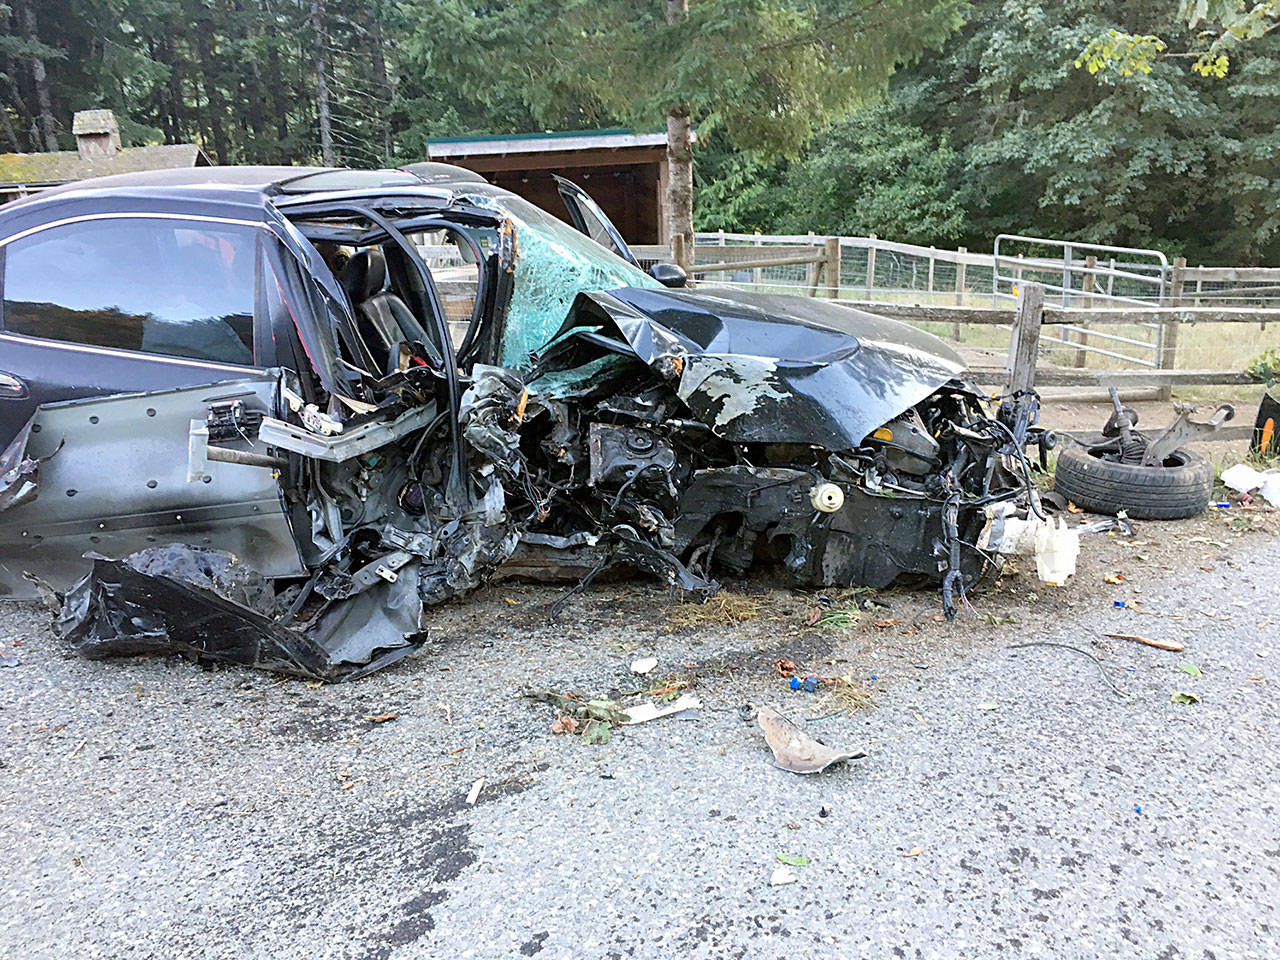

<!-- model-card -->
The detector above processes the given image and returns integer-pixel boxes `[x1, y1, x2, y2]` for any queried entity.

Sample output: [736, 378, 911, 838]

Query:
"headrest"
[339, 248, 387, 304]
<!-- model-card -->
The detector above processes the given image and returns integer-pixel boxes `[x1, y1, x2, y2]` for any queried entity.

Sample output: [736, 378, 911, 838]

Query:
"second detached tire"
[1053, 447, 1215, 520]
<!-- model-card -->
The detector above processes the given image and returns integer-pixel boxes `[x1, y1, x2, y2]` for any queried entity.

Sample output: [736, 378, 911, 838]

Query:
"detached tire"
[1053, 447, 1214, 520]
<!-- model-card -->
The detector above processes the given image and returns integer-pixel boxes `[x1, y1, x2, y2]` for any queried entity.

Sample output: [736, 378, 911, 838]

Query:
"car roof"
[4, 163, 495, 211]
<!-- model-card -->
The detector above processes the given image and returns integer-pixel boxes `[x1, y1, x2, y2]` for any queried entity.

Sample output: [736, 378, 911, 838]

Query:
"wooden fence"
[634, 234, 1280, 394]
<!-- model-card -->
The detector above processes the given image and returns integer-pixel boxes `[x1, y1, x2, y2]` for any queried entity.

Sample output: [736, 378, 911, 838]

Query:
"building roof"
[0, 143, 209, 190]
[426, 128, 669, 159]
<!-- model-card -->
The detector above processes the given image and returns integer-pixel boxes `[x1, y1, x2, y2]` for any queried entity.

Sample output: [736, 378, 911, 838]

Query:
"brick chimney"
[72, 109, 121, 160]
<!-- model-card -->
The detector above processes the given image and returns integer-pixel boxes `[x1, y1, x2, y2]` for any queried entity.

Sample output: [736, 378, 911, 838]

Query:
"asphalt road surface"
[2, 535, 1277, 959]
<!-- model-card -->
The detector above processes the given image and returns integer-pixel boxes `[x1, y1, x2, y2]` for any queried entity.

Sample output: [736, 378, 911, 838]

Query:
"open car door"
[552, 174, 639, 266]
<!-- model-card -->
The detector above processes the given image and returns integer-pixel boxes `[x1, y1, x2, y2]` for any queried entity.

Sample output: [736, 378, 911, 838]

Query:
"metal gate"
[993, 234, 1169, 368]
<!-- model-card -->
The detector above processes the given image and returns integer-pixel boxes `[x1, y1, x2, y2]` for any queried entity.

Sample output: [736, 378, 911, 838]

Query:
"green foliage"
[777, 92, 966, 243]
[1248, 347, 1280, 385]
[1075, 29, 1167, 76]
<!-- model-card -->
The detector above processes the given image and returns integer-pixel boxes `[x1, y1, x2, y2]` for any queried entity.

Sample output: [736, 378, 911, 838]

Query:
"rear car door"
[0, 212, 304, 595]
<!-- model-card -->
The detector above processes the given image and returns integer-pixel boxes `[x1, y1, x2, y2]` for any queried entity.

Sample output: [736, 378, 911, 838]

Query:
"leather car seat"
[339, 248, 440, 370]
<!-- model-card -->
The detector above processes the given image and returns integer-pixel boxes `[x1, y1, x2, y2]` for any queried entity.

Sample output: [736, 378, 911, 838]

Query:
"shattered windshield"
[457, 188, 661, 370]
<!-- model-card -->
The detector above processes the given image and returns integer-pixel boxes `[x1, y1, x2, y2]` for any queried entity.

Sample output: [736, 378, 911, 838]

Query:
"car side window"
[1, 217, 258, 366]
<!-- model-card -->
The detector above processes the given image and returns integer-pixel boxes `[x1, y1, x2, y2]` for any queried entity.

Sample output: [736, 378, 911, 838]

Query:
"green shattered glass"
[461, 191, 659, 371]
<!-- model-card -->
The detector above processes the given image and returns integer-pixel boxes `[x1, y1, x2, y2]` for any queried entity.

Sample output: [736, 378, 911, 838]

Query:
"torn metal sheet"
[61, 545, 421, 680]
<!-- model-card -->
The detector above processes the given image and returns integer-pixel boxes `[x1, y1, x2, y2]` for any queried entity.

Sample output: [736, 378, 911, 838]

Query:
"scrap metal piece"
[756, 704, 866, 774]
[59, 545, 424, 681]
[1141, 402, 1234, 466]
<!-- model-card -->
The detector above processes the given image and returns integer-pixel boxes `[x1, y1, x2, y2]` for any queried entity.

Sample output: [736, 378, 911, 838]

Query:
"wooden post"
[865, 234, 877, 300]
[953, 246, 967, 340]
[671, 233, 689, 273]
[1006, 282, 1045, 396]
[1158, 257, 1186, 401]
[824, 237, 841, 299]
[1074, 254, 1097, 368]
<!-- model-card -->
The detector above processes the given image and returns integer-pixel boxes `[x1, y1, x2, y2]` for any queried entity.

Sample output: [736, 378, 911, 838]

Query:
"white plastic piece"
[631, 656, 658, 675]
[978, 505, 1078, 585]
[301, 403, 343, 436]
[620, 693, 701, 725]
[1221, 463, 1280, 506]
[810, 482, 845, 513]
[1033, 516, 1079, 586]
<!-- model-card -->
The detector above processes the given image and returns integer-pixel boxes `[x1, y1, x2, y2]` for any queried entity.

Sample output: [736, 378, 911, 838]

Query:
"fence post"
[672, 233, 688, 273]
[1075, 254, 1097, 368]
[1006, 281, 1045, 397]
[865, 234, 877, 299]
[927, 247, 936, 293]
[1157, 256, 1187, 401]
[953, 246, 968, 339]
[753, 232, 763, 287]
[824, 237, 841, 299]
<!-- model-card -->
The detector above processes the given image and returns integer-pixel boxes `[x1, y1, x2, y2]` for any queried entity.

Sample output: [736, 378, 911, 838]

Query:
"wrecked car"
[0, 164, 1053, 679]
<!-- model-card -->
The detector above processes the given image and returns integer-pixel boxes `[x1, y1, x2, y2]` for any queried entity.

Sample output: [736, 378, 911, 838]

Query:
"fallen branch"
[1102, 633, 1185, 652]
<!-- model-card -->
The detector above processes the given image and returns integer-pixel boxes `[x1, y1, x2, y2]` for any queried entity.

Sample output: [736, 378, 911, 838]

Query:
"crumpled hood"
[578, 286, 969, 449]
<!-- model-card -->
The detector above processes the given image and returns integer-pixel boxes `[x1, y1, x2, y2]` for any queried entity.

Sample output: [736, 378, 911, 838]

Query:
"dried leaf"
[873, 618, 900, 629]
[551, 716, 580, 735]
[363, 711, 398, 723]
[903, 845, 924, 857]
[1104, 572, 1126, 585]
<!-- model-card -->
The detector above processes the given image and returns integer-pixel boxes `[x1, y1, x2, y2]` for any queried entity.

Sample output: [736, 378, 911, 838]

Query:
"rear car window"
[2, 217, 258, 365]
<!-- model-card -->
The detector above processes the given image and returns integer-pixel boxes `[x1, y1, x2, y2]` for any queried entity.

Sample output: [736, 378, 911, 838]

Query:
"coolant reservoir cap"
[810, 482, 845, 513]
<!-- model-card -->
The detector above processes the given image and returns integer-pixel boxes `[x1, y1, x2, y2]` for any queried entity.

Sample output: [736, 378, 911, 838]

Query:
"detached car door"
[0, 212, 304, 596]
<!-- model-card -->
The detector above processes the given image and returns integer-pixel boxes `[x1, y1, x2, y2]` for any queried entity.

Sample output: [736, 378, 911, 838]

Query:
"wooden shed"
[0, 110, 209, 204]
[426, 129, 684, 245]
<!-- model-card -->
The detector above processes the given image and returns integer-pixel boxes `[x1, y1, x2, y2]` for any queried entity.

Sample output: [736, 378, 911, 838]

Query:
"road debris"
[1009, 641, 1134, 702]
[769, 865, 798, 886]
[550, 716, 580, 735]
[466, 778, 485, 805]
[903, 845, 924, 858]
[630, 656, 658, 675]
[364, 711, 398, 723]
[1170, 691, 1201, 705]
[620, 693, 701, 725]
[776, 853, 809, 867]
[1221, 464, 1280, 507]
[756, 704, 865, 774]
[1178, 662, 1203, 676]
[1103, 633, 1184, 652]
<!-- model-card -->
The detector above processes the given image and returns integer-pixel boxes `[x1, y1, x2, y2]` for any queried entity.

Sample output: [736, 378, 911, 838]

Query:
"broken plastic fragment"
[755, 704, 865, 774]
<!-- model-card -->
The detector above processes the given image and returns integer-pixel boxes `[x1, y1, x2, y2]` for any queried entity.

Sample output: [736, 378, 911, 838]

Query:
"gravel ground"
[1, 517, 1278, 959]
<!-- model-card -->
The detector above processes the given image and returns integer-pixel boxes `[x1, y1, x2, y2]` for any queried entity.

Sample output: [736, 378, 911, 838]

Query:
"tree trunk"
[261, 0, 290, 160]
[665, 0, 693, 269]
[18, 0, 57, 151]
[368, 11, 392, 162]
[666, 109, 694, 269]
[310, 0, 335, 166]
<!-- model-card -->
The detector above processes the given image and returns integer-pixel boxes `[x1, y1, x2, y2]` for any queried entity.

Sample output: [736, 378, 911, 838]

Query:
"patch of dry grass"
[665, 592, 762, 627]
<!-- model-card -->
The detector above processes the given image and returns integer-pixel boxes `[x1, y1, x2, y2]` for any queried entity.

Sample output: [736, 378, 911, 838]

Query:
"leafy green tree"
[419, 0, 967, 264]
[777, 91, 965, 243]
